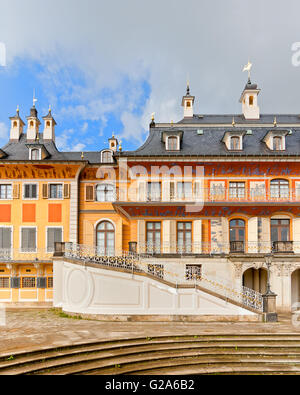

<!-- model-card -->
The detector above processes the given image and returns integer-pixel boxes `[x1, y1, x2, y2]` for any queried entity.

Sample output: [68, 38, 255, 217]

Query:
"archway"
[243, 268, 267, 294]
[291, 269, 300, 311]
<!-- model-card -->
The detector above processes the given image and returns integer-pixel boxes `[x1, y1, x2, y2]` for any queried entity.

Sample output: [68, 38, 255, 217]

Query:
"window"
[0, 185, 12, 199]
[167, 136, 178, 151]
[96, 221, 115, 256]
[271, 219, 290, 242]
[249, 96, 254, 106]
[24, 184, 38, 199]
[270, 179, 289, 199]
[186, 265, 202, 281]
[229, 182, 245, 198]
[47, 228, 62, 252]
[177, 182, 192, 200]
[49, 184, 63, 199]
[47, 277, 53, 288]
[273, 136, 283, 151]
[147, 182, 161, 201]
[186, 101, 191, 108]
[96, 184, 115, 202]
[21, 277, 36, 288]
[170, 182, 175, 201]
[21, 228, 36, 252]
[0, 228, 11, 250]
[102, 150, 113, 163]
[177, 222, 192, 253]
[146, 222, 161, 253]
[230, 137, 240, 150]
[148, 264, 164, 279]
[229, 219, 245, 252]
[30, 149, 40, 160]
[0, 277, 9, 288]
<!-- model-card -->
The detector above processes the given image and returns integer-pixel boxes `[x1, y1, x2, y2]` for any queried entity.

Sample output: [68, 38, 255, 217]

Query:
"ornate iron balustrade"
[230, 241, 245, 253]
[272, 241, 294, 253]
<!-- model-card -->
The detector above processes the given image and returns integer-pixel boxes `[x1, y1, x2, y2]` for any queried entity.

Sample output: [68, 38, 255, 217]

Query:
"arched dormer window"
[273, 136, 283, 151]
[95, 184, 115, 202]
[230, 136, 241, 150]
[101, 150, 113, 163]
[30, 148, 40, 160]
[166, 136, 179, 151]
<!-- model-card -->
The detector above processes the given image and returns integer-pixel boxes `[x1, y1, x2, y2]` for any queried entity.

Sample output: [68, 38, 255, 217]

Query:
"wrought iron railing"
[61, 242, 263, 312]
[230, 241, 245, 253]
[272, 241, 294, 253]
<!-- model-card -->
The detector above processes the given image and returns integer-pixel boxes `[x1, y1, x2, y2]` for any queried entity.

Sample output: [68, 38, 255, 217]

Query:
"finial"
[119, 140, 122, 152]
[232, 117, 236, 127]
[33, 90, 38, 107]
[48, 105, 51, 113]
[273, 116, 277, 127]
[16, 105, 19, 114]
[81, 152, 84, 159]
[112, 132, 115, 138]
[151, 112, 155, 121]
[36, 133, 39, 142]
[186, 73, 190, 95]
[243, 60, 252, 82]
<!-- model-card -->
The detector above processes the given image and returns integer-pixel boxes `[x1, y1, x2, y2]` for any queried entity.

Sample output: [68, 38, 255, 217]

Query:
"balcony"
[272, 241, 294, 253]
[230, 241, 245, 253]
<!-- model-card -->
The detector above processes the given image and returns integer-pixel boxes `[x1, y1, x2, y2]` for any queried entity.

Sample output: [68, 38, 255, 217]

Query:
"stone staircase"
[1, 333, 300, 375]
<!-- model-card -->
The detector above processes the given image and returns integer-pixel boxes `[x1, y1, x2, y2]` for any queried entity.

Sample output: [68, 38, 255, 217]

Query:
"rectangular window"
[170, 182, 175, 201]
[0, 228, 11, 249]
[21, 228, 36, 252]
[47, 228, 62, 252]
[271, 219, 290, 242]
[177, 222, 192, 253]
[186, 265, 202, 281]
[49, 184, 63, 199]
[47, 277, 53, 288]
[147, 182, 161, 201]
[177, 182, 193, 200]
[21, 277, 36, 288]
[0, 185, 12, 200]
[0, 277, 9, 288]
[229, 182, 245, 198]
[24, 184, 38, 199]
[146, 222, 161, 253]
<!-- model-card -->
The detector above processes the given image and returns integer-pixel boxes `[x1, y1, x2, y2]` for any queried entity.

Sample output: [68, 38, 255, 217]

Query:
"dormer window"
[249, 96, 254, 106]
[166, 136, 179, 151]
[30, 148, 41, 160]
[273, 136, 283, 151]
[101, 150, 113, 163]
[230, 136, 240, 150]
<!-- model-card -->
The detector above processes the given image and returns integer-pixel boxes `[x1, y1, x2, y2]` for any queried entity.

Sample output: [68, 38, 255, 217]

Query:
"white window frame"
[48, 182, 64, 200]
[101, 150, 113, 163]
[230, 135, 242, 150]
[272, 135, 285, 151]
[45, 226, 64, 253]
[0, 183, 13, 200]
[166, 135, 180, 151]
[29, 147, 41, 161]
[0, 225, 13, 259]
[95, 183, 116, 202]
[23, 183, 39, 200]
[20, 226, 37, 253]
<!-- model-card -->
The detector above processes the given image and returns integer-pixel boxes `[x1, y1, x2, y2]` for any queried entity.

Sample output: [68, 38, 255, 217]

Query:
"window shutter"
[21, 229, 28, 250]
[11, 277, 20, 289]
[42, 184, 48, 199]
[85, 185, 94, 201]
[29, 229, 36, 250]
[13, 184, 20, 199]
[37, 277, 47, 289]
[138, 181, 146, 202]
[63, 184, 70, 199]
[2, 228, 11, 249]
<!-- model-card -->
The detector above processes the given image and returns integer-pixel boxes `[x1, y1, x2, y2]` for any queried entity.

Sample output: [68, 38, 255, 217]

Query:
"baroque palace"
[1, 75, 300, 317]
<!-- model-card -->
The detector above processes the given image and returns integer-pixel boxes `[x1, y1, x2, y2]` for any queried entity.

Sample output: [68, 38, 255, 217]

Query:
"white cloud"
[1, 0, 300, 147]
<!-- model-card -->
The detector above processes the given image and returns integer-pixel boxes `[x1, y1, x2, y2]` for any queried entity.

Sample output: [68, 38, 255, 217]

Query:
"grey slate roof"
[2, 114, 300, 162]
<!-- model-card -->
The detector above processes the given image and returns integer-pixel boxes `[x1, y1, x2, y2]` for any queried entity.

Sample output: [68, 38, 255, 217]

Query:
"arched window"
[230, 136, 240, 150]
[30, 149, 40, 160]
[96, 221, 115, 256]
[273, 136, 282, 151]
[96, 184, 115, 202]
[101, 150, 113, 163]
[167, 136, 178, 151]
[13, 121, 17, 128]
[229, 219, 245, 252]
[249, 96, 254, 106]
[46, 121, 51, 128]
[270, 179, 289, 199]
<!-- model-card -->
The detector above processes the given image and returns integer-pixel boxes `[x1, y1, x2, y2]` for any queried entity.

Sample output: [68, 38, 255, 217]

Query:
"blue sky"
[1, 0, 300, 153]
